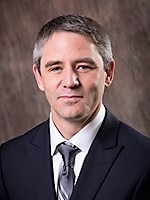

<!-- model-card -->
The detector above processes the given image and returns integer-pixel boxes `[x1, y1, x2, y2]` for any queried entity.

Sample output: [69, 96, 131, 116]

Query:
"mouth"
[59, 95, 83, 103]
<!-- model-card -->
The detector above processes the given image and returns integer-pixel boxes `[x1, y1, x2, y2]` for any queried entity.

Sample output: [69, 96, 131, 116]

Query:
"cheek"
[42, 80, 55, 102]
[84, 83, 100, 102]
[84, 77, 105, 103]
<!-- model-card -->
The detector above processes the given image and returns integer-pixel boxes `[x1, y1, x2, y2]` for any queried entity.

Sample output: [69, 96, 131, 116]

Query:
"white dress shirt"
[50, 104, 106, 192]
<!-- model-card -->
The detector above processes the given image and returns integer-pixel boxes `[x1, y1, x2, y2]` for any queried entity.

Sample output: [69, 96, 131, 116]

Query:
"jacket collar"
[28, 120, 57, 200]
[71, 110, 124, 200]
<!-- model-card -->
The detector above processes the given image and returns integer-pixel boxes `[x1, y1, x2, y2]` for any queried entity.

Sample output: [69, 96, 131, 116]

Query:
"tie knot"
[57, 142, 80, 168]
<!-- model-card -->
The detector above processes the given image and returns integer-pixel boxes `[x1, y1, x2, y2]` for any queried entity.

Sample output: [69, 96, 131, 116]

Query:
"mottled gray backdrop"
[0, 0, 150, 143]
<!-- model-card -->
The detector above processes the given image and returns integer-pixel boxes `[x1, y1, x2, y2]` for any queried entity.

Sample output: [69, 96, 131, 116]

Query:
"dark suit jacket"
[0, 110, 150, 200]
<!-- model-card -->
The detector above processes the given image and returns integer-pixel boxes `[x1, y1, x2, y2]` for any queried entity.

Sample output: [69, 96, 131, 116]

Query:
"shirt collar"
[50, 104, 106, 156]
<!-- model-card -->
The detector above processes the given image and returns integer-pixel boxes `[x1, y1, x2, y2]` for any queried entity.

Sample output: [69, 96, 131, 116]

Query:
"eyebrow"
[74, 57, 95, 65]
[45, 60, 62, 68]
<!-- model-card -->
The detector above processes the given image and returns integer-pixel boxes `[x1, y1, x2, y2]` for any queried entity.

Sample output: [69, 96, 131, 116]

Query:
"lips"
[59, 95, 82, 98]
[59, 95, 83, 103]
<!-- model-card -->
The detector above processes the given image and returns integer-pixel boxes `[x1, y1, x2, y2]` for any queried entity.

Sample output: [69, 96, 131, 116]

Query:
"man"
[0, 14, 150, 200]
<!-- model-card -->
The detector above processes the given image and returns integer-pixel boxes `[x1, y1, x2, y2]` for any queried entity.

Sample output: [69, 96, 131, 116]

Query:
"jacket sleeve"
[0, 146, 9, 200]
[132, 168, 150, 200]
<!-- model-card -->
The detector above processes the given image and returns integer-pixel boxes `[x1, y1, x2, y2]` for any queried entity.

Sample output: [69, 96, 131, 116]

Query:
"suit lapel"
[27, 120, 57, 200]
[71, 110, 124, 200]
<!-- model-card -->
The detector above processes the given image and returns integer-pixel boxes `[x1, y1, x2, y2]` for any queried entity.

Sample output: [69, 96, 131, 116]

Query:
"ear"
[105, 60, 115, 87]
[33, 64, 45, 91]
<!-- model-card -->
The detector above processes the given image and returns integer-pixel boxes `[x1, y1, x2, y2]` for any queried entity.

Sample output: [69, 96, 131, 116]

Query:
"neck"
[53, 120, 83, 140]
[51, 105, 100, 140]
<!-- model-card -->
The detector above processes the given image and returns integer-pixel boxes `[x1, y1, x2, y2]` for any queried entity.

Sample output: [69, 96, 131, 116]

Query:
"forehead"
[42, 31, 98, 56]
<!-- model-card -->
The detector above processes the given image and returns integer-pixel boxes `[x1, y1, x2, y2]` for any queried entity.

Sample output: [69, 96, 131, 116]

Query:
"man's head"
[32, 14, 115, 136]
[33, 14, 113, 73]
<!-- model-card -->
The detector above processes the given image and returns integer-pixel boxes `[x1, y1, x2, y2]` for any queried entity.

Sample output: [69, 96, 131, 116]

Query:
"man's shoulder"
[118, 118, 149, 140]
[1, 119, 49, 152]
[119, 120, 150, 151]
[106, 109, 150, 153]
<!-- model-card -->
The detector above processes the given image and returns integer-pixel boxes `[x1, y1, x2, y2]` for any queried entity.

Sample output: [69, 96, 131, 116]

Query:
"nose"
[62, 68, 80, 88]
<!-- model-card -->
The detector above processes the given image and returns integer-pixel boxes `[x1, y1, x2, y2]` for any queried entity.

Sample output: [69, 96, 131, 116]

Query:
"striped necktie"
[57, 142, 80, 200]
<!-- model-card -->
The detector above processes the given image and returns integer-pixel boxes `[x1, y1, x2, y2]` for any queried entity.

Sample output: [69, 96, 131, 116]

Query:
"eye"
[77, 65, 93, 72]
[49, 66, 63, 72]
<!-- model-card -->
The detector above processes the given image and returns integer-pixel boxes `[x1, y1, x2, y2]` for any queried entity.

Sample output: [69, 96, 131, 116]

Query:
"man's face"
[33, 31, 114, 125]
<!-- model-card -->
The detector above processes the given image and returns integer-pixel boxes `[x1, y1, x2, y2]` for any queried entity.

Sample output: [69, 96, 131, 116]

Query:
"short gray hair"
[33, 14, 113, 71]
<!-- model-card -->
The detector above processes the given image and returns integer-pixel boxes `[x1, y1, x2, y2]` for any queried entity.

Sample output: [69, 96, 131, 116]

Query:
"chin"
[62, 110, 88, 122]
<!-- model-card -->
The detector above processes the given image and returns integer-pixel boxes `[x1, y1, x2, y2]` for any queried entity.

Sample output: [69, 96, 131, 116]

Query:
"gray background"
[0, 0, 150, 144]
